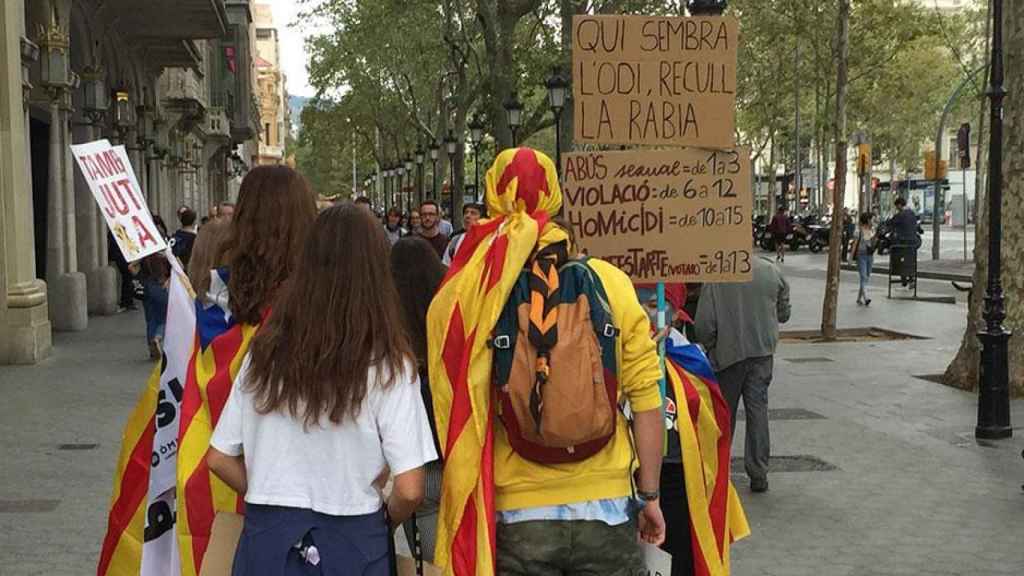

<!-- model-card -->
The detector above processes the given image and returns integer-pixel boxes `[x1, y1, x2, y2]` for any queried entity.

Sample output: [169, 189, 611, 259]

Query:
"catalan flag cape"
[175, 269, 263, 576]
[98, 250, 195, 576]
[665, 341, 750, 576]
[426, 148, 567, 575]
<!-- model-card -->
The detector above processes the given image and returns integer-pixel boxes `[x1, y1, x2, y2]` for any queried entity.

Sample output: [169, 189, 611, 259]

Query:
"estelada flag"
[666, 341, 750, 576]
[174, 269, 262, 576]
[427, 148, 566, 575]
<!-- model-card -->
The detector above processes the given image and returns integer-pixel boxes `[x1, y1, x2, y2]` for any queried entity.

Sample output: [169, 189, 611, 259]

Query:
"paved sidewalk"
[1, 268, 1022, 575]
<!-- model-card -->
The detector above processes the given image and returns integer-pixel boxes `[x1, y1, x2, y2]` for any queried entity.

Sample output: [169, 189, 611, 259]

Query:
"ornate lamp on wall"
[36, 10, 70, 92]
[80, 65, 107, 126]
[111, 88, 135, 143]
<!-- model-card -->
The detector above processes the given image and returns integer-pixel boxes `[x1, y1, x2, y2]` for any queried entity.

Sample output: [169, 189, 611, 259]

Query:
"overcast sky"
[267, 0, 316, 97]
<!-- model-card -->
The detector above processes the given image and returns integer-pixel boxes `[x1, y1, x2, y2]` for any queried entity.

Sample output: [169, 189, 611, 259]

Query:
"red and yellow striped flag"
[666, 342, 750, 576]
[175, 277, 263, 576]
[96, 363, 161, 576]
[427, 148, 565, 575]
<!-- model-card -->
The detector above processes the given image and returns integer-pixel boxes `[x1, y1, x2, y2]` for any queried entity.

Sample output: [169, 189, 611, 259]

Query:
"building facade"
[0, 0, 262, 365]
[253, 3, 288, 166]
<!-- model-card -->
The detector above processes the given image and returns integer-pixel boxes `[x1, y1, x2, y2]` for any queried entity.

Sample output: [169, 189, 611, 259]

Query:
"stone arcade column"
[0, 3, 51, 364]
[44, 88, 87, 331]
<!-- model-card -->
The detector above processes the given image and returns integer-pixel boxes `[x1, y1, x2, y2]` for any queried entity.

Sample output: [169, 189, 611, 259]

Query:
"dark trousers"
[233, 504, 390, 576]
[114, 258, 134, 307]
[718, 356, 774, 481]
[660, 464, 694, 576]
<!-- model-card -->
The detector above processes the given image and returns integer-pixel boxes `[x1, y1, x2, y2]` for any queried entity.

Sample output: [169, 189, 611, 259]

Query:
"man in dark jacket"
[170, 206, 198, 267]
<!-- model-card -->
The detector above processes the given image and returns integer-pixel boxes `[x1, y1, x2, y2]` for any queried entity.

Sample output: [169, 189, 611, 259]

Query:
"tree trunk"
[767, 135, 776, 216]
[943, 0, 992, 392]
[821, 0, 850, 340]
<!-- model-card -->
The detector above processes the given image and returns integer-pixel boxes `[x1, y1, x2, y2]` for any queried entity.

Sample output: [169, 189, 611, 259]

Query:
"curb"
[840, 262, 973, 283]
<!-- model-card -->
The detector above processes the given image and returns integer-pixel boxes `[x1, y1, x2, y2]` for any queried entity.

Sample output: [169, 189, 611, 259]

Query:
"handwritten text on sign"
[71, 140, 165, 262]
[562, 148, 752, 283]
[572, 15, 737, 148]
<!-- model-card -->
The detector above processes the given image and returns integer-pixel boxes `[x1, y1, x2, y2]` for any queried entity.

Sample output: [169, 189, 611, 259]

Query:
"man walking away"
[416, 200, 448, 258]
[695, 256, 790, 493]
[171, 206, 198, 267]
[769, 206, 790, 263]
[442, 203, 484, 265]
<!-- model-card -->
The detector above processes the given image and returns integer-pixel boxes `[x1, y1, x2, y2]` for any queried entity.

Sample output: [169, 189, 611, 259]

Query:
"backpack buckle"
[603, 324, 619, 338]
[492, 335, 512, 350]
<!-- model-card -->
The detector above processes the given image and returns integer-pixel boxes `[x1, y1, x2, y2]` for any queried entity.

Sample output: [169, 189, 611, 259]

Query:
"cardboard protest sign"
[572, 15, 738, 148]
[71, 139, 165, 262]
[562, 147, 753, 283]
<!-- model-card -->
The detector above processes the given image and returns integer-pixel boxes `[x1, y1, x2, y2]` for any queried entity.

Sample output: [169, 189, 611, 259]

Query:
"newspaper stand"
[888, 243, 919, 299]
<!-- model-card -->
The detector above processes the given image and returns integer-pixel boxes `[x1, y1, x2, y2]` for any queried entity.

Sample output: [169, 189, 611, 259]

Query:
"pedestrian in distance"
[416, 200, 449, 258]
[186, 218, 232, 305]
[384, 207, 407, 245]
[390, 235, 447, 454]
[891, 196, 923, 287]
[217, 201, 236, 221]
[171, 206, 199, 268]
[852, 212, 876, 306]
[207, 203, 438, 576]
[769, 205, 790, 263]
[442, 202, 484, 265]
[408, 209, 421, 235]
[695, 255, 791, 493]
[427, 147, 666, 575]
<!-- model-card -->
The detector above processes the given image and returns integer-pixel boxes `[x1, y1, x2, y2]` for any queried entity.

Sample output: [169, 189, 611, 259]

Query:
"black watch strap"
[637, 490, 660, 502]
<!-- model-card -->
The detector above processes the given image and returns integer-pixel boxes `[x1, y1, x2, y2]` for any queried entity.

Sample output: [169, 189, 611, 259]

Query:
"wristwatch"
[637, 490, 660, 502]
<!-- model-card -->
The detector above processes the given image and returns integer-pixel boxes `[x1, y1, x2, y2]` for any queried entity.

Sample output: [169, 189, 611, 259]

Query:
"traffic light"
[857, 143, 871, 176]
[924, 150, 948, 180]
[957, 123, 971, 169]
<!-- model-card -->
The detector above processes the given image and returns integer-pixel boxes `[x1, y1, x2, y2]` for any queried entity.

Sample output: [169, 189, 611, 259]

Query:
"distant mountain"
[289, 95, 311, 133]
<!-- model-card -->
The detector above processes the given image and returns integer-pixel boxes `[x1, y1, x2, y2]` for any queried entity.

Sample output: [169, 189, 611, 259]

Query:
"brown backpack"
[491, 259, 621, 464]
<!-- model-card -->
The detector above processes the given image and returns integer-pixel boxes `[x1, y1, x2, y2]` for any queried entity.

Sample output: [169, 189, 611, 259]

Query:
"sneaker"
[750, 477, 769, 493]
[865, 298, 872, 306]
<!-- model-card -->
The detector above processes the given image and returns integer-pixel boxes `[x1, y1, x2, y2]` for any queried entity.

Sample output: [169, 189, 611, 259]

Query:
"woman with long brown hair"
[186, 218, 231, 303]
[176, 165, 318, 573]
[207, 203, 437, 575]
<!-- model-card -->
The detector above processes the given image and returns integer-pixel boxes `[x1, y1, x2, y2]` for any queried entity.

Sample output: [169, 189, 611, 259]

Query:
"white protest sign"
[642, 543, 672, 576]
[70, 139, 166, 262]
[141, 250, 195, 576]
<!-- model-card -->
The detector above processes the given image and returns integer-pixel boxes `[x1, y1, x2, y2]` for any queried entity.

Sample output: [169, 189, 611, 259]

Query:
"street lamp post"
[415, 144, 425, 207]
[429, 141, 440, 201]
[404, 156, 414, 215]
[468, 114, 485, 202]
[383, 167, 391, 212]
[444, 130, 459, 223]
[503, 92, 524, 148]
[545, 68, 569, 175]
[398, 164, 407, 215]
[976, 0, 1011, 440]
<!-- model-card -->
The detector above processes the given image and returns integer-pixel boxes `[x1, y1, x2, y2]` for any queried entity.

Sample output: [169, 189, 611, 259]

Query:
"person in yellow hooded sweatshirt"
[427, 147, 665, 576]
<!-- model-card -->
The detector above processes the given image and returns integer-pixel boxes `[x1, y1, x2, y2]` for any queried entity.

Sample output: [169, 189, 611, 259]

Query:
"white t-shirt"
[210, 355, 438, 516]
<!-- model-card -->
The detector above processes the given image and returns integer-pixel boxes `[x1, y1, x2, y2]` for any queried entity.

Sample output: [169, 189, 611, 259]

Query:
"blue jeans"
[142, 280, 168, 341]
[857, 253, 873, 300]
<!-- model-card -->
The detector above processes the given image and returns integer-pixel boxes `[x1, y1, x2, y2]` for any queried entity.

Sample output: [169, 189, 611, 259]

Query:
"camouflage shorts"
[495, 518, 644, 576]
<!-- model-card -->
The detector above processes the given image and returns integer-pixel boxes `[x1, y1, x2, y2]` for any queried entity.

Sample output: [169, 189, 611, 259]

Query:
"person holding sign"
[427, 148, 666, 575]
